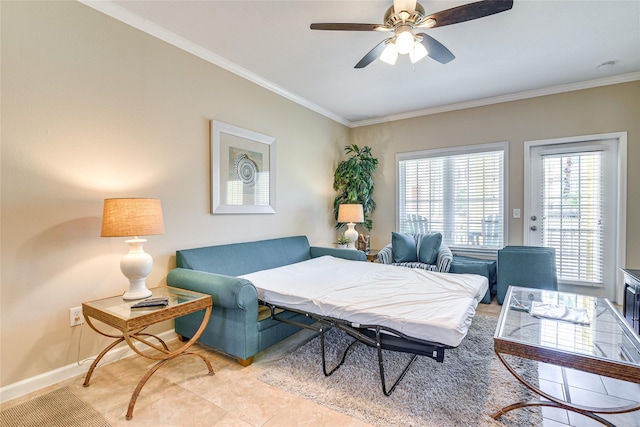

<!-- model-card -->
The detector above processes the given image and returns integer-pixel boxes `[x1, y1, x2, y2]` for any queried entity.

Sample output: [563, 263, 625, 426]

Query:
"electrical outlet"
[69, 306, 83, 327]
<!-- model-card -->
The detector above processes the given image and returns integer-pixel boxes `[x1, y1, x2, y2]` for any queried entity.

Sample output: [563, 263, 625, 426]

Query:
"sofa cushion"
[392, 232, 418, 262]
[418, 233, 442, 264]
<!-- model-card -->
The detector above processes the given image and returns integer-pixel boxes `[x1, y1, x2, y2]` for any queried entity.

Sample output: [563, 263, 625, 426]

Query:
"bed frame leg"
[374, 328, 421, 396]
[320, 327, 358, 376]
[377, 346, 418, 396]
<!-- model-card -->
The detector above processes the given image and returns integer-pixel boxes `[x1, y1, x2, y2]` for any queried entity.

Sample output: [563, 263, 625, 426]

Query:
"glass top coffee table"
[493, 286, 640, 426]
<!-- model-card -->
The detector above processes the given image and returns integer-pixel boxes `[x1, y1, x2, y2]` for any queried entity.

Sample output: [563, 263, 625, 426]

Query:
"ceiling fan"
[310, 0, 513, 68]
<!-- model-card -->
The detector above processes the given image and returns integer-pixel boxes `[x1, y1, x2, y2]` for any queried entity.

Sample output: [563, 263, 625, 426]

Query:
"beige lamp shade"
[101, 198, 165, 237]
[337, 204, 364, 223]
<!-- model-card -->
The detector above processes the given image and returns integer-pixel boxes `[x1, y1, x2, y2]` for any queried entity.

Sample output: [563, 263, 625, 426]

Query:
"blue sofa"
[167, 236, 366, 366]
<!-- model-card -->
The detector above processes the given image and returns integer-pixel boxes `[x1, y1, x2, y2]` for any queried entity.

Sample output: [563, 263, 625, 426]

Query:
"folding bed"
[168, 236, 488, 394]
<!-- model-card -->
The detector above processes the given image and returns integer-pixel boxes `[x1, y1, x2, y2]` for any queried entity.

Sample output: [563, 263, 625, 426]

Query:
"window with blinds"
[397, 145, 505, 250]
[539, 151, 603, 285]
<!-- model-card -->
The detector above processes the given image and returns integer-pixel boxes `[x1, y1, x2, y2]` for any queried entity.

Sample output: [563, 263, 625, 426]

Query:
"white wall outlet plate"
[69, 306, 83, 327]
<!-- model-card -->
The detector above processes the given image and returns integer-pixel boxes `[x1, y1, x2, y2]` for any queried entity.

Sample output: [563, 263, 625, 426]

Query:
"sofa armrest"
[167, 268, 258, 310]
[310, 246, 366, 261]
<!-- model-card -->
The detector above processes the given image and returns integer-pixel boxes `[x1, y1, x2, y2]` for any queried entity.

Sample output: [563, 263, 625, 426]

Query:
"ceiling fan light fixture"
[419, 17, 436, 28]
[312, 0, 514, 69]
[395, 30, 414, 54]
[380, 43, 399, 65]
[409, 40, 428, 63]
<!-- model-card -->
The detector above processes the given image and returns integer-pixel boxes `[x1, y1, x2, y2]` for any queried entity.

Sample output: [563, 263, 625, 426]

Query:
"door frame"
[523, 132, 627, 303]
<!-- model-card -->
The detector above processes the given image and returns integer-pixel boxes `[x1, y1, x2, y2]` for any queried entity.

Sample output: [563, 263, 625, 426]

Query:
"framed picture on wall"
[211, 120, 276, 214]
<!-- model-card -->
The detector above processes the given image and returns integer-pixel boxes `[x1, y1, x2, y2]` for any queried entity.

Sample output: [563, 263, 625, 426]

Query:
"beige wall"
[0, 1, 348, 387]
[353, 81, 639, 266]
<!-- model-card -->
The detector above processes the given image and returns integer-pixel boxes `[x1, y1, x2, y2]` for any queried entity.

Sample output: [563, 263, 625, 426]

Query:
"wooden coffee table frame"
[493, 286, 640, 426]
[82, 287, 214, 419]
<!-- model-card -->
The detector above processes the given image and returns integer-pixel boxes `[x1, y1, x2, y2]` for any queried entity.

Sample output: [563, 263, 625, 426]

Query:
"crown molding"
[349, 72, 640, 128]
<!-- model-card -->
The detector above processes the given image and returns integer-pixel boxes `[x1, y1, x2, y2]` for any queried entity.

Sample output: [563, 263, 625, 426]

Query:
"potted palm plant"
[333, 144, 378, 232]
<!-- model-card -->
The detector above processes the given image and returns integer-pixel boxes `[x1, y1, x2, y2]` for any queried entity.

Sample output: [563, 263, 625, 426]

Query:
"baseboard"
[0, 329, 178, 404]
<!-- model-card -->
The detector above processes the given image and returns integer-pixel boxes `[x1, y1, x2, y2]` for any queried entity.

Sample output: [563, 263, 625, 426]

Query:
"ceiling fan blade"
[394, 0, 417, 15]
[420, 0, 513, 28]
[310, 23, 381, 31]
[417, 33, 455, 64]
[355, 38, 392, 68]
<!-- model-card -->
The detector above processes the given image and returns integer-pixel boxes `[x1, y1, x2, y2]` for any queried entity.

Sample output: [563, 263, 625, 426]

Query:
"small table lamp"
[338, 204, 364, 250]
[101, 198, 165, 300]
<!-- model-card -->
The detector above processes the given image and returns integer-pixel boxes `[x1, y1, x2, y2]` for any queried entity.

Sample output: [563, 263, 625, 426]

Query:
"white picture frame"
[211, 120, 276, 214]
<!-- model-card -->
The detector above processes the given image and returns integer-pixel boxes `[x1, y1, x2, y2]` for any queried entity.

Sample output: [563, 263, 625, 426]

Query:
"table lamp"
[338, 204, 364, 250]
[101, 198, 165, 300]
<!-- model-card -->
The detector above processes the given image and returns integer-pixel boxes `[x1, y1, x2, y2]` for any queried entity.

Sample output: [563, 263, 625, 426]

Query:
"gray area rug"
[0, 387, 111, 427]
[259, 315, 541, 426]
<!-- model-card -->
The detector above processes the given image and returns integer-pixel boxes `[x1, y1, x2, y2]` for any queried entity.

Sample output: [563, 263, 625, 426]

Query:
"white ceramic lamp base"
[344, 223, 359, 250]
[120, 238, 154, 300]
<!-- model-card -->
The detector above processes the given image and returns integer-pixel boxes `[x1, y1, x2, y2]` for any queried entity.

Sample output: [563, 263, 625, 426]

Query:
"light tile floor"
[3, 301, 639, 426]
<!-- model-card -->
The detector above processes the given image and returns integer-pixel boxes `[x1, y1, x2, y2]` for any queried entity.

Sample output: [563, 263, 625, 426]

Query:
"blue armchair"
[378, 232, 453, 273]
[496, 245, 558, 304]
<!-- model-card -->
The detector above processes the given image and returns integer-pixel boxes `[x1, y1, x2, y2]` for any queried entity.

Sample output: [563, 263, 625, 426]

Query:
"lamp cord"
[75, 322, 96, 367]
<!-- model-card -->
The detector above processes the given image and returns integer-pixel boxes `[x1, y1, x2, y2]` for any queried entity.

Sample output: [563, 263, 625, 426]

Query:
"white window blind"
[539, 151, 603, 284]
[398, 147, 505, 250]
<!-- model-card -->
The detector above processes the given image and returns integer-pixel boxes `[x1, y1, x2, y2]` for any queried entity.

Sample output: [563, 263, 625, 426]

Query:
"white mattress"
[240, 256, 488, 347]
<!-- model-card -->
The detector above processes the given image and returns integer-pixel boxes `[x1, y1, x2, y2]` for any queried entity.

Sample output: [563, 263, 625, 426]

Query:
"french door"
[524, 133, 627, 301]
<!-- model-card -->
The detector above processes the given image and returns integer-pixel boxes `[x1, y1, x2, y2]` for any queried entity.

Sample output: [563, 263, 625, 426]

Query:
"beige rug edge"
[0, 386, 111, 427]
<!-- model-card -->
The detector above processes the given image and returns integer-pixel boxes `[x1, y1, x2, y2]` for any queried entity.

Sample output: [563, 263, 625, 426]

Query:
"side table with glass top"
[82, 286, 214, 419]
[493, 286, 640, 426]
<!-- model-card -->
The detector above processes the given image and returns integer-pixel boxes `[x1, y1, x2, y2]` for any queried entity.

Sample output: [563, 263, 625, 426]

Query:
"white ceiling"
[83, 0, 640, 127]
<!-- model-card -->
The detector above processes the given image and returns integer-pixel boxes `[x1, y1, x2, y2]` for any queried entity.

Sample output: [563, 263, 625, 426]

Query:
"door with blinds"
[526, 136, 622, 300]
